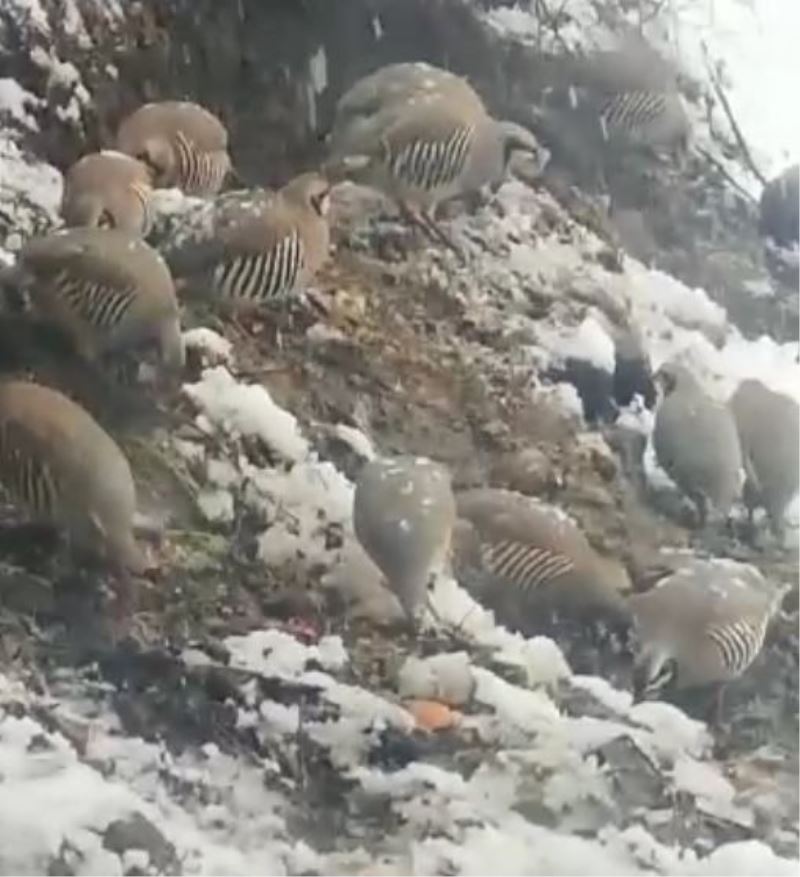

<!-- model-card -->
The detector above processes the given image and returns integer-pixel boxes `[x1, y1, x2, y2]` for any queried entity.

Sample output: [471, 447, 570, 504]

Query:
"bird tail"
[158, 316, 186, 371]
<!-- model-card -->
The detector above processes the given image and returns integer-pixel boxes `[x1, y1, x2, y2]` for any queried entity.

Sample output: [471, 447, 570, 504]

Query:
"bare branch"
[701, 40, 768, 186]
[695, 145, 759, 206]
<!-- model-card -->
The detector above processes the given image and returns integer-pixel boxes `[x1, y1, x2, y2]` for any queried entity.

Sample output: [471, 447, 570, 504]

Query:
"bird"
[595, 89, 690, 156]
[451, 487, 632, 628]
[729, 378, 800, 543]
[612, 324, 656, 410]
[759, 165, 799, 248]
[652, 362, 743, 528]
[116, 100, 232, 196]
[326, 63, 548, 251]
[569, 42, 691, 156]
[328, 62, 484, 157]
[352, 455, 456, 622]
[569, 41, 681, 95]
[630, 558, 782, 711]
[166, 172, 330, 318]
[61, 150, 154, 236]
[12, 227, 184, 374]
[535, 44, 690, 188]
[0, 379, 147, 573]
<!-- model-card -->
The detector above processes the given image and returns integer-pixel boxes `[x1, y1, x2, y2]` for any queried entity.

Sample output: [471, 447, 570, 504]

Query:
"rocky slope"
[0, 0, 797, 874]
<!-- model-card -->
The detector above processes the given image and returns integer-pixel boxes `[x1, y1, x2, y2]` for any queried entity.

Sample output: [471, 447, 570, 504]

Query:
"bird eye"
[311, 190, 331, 217]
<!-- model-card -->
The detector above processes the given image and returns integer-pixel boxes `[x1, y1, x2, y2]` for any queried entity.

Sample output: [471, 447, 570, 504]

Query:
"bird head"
[632, 644, 678, 703]
[283, 172, 332, 218]
[135, 137, 173, 187]
[497, 121, 551, 179]
[97, 208, 115, 229]
[653, 361, 696, 399]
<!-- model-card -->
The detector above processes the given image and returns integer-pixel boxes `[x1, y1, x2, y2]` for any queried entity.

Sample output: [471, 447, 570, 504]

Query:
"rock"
[102, 814, 179, 875]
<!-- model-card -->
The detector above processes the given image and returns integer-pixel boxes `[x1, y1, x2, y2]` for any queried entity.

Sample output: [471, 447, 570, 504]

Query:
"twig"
[701, 41, 767, 186]
[695, 145, 758, 206]
[534, 0, 572, 55]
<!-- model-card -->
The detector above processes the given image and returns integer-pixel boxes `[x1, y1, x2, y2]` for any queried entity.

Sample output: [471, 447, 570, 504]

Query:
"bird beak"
[311, 187, 332, 217]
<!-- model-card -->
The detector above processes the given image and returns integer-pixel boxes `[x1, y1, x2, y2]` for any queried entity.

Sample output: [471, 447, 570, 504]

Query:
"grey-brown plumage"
[327, 63, 547, 249]
[170, 172, 330, 311]
[631, 559, 779, 700]
[0, 380, 146, 572]
[596, 90, 690, 153]
[759, 165, 799, 247]
[730, 378, 799, 541]
[61, 151, 153, 236]
[329, 63, 484, 157]
[452, 488, 631, 625]
[353, 456, 456, 620]
[570, 41, 682, 95]
[116, 101, 231, 196]
[652, 363, 743, 526]
[16, 227, 183, 372]
[539, 43, 690, 175]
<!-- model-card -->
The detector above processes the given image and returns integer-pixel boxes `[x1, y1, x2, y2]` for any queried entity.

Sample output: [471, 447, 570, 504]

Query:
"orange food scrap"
[406, 699, 462, 733]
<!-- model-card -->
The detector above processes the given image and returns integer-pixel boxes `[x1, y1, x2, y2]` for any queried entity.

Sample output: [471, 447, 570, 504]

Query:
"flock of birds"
[0, 55, 794, 719]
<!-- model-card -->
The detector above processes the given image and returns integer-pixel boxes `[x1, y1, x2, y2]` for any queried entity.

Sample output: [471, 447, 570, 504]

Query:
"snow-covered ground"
[0, 0, 796, 873]
[481, 0, 800, 181]
[0, 343, 796, 872]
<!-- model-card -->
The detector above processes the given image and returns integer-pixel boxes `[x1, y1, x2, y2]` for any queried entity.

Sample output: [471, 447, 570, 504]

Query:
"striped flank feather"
[128, 181, 153, 235]
[706, 616, 768, 677]
[599, 91, 670, 140]
[213, 232, 305, 303]
[0, 422, 58, 518]
[387, 124, 475, 192]
[174, 130, 229, 196]
[481, 538, 575, 594]
[54, 270, 136, 330]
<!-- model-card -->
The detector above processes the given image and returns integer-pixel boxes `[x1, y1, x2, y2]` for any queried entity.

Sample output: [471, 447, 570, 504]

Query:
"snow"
[4, 0, 51, 35]
[227, 629, 347, 676]
[0, 2, 794, 874]
[197, 487, 235, 523]
[246, 457, 353, 568]
[397, 652, 475, 706]
[536, 312, 617, 372]
[0, 79, 40, 130]
[183, 366, 310, 462]
[0, 136, 62, 240]
[182, 327, 234, 365]
[480, 0, 799, 175]
[331, 422, 376, 460]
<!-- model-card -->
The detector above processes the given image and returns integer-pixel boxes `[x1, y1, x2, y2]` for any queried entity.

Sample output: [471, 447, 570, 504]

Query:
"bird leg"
[691, 494, 708, 530]
[397, 200, 465, 262]
[421, 208, 467, 264]
[706, 682, 728, 731]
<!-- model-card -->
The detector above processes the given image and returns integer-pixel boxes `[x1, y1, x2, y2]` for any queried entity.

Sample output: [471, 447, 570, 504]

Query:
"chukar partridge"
[61, 151, 154, 236]
[0, 380, 147, 572]
[353, 456, 456, 621]
[327, 63, 547, 250]
[730, 378, 800, 542]
[15, 227, 184, 373]
[116, 100, 231, 196]
[452, 487, 632, 626]
[168, 172, 330, 315]
[631, 558, 781, 703]
[329, 62, 484, 157]
[652, 363, 743, 527]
